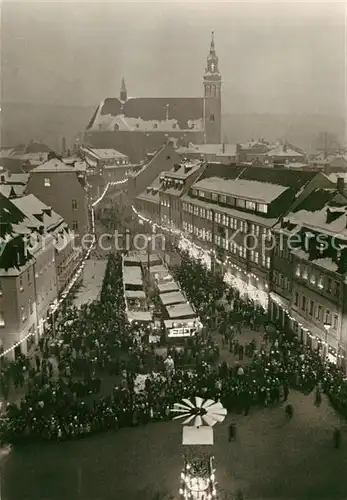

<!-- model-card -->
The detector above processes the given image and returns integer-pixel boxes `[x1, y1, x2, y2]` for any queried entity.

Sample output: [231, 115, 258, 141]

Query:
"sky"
[1, 0, 346, 116]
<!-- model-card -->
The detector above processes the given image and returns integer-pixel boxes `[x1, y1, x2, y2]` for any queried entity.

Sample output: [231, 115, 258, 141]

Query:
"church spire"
[206, 31, 219, 74]
[210, 31, 215, 55]
[120, 77, 127, 102]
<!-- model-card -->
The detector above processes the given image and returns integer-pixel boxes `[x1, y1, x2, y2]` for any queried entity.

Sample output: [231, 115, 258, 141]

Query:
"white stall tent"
[123, 266, 143, 286]
[157, 281, 180, 293]
[166, 303, 195, 319]
[160, 291, 187, 306]
[127, 310, 152, 323]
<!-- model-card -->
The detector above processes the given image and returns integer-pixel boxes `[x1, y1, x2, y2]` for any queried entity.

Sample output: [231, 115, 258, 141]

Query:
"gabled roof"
[30, 158, 78, 173]
[87, 97, 204, 131]
[280, 188, 347, 239]
[0, 193, 28, 239]
[11, 194, 64, 232]
[82, 147, 128, 160]
[192, 165, 317, 204]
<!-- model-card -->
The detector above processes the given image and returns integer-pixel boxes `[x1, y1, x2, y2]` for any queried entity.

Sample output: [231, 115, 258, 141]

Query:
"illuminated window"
[257, 203, 268, 213]
[245, 200, 256, 211]
[0, 312, 4, 327]
[44, 178, 50, 187]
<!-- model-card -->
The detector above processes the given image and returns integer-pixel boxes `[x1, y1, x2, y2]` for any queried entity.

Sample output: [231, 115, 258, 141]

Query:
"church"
[84, 33, 222, 162]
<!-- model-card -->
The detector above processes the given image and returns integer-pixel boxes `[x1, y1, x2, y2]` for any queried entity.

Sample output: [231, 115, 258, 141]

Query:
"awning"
[160, 291, 186, 306]
[127, 310, 152, 322]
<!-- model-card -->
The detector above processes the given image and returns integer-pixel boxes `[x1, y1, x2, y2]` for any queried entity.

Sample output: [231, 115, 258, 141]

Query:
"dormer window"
[136, 123, 140, 128]
[153, 123, 158, 129]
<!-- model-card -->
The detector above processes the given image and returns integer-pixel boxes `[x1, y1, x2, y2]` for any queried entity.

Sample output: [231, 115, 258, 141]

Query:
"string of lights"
[131, 206, 269, 308]
[91, 177, 128, 207]
[270, 293, 344, 359]
[131, 207, 346, 360]
[0, 175, 130, 358]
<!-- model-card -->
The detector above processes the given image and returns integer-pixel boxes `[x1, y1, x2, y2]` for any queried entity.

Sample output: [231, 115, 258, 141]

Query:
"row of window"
[183, 222, 213, 242]
[273, 271, 291, 291]
[295, 264, 341, 298]
[182, 203, 271, 238]
[182, 223, 271, 268]
[274, 243, 293, 262]
[293, 292, 339, 330]
[190, 189, 268, 214]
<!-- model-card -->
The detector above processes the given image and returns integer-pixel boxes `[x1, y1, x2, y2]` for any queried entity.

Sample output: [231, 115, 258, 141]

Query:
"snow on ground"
[73, 260, 108, 309]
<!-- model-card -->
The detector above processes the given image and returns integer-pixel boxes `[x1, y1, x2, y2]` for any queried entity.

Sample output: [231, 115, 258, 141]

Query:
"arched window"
[114, 123, 119, 131]
[211, 86, 216, 97]
[210, 114, 215, 122]
[205, 85, 210, 97]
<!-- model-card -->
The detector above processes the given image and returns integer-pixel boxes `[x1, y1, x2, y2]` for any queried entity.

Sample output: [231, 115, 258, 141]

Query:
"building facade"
[0, 193, 80, 359]
[25, 158, 89, 246]
[180, 165, 332, 309]
[270, 179, 347, 371]
[84, 33, 222, 162]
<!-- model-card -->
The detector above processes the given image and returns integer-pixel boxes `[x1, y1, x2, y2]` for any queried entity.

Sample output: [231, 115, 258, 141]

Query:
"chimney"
[337, 176, 345, 194]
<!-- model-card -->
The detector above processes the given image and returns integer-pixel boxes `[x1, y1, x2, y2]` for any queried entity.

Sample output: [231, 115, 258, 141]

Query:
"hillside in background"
[0, 102, 345, 152]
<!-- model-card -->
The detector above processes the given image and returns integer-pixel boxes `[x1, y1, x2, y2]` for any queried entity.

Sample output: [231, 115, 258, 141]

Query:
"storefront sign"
[168, 327, 194, 337]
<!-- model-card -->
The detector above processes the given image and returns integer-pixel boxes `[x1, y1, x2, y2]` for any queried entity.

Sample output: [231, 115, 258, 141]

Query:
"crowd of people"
[0, 250, 346, 445]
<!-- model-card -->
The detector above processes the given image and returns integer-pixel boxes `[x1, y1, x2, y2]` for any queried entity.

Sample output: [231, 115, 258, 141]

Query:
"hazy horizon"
[1, 1, 346, 117]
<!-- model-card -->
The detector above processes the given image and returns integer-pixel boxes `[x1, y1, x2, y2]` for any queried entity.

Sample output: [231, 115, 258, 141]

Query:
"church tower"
[120, 77, 127, 102]
[203, 32, 222, 144]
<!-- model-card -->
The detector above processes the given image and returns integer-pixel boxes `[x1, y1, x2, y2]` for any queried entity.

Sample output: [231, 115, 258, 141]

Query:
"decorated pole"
[172, 397, 227, 499]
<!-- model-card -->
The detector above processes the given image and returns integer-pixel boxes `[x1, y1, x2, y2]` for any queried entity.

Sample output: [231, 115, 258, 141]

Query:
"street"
[2, 390, 346, 500]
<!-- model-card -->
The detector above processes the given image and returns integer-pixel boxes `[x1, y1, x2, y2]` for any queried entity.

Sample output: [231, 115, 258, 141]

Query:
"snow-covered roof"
[123, 255, 141, 264]
[193, 176, 287, 203]
[11, 194, 64, 231]
[0, 173, 29, 184]
[125, 290, 146, 298]
[123, 265, 143, 285]
[166, 303, 195, 319]
[326, 172, 347, 184]
[0, 184, 26, 198]
[182, 194, 278, 227]
[283, 208, 347, 239]
[83, 148, 128, 160]
[127, 310, 152, 322]
[30, 158, 78, 173]
[92, 113, 204, 132]
[157, 281, 179, 293]
[267, 146, 305, 158]
[160, 291, 186, 306]
[177, 143, 237, 157]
